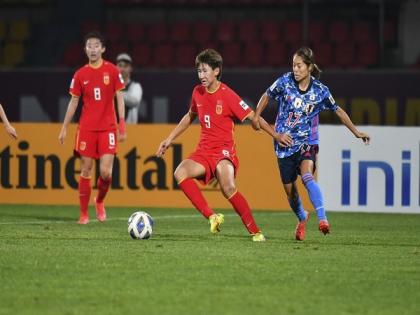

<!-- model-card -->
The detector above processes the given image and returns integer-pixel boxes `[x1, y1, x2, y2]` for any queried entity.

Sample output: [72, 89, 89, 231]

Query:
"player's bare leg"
[300, 159, 329, 235]
[175, 159, 218, 229]
[78, 156, 94, 224]
[283, 182, 309, 240]
[95, 154, 114, 222]
[216, 159, 264, 241]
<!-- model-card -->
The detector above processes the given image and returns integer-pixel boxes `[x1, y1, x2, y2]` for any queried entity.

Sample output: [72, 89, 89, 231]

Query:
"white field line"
[0, 212, 287, 226]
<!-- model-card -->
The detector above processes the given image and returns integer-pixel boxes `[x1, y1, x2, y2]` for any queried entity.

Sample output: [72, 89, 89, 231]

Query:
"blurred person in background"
[59, 31, 126, 224]
[116, 53, 143, 124]
[0, 103, 18, 139]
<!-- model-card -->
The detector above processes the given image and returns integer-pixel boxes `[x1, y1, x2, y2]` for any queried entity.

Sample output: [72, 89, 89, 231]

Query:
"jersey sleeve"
[114, 67, 125, 92]
[69, 71, 81, 97]
[189, 91, 197, 113]
[228, 90, 252, 122]
[319, 88, 338, 112]
[266, 76, 285, 100]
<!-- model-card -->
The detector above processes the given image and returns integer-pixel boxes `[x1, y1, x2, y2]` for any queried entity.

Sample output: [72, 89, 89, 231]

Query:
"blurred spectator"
[116, 53, 143, 124]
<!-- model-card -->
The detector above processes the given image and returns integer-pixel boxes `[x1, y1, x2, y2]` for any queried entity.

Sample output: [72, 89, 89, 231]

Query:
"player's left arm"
[116, 90, 127, 142]
[334, 106, 370, 145]
[0, 103, 17, 139]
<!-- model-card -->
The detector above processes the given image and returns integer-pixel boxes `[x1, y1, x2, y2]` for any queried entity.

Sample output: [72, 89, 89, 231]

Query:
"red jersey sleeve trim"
[241, 111, 253, 122]
[69, 92, 80, 97]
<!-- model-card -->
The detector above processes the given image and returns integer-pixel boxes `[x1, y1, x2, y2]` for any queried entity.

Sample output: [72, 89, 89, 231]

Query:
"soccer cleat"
[77, 215, 89, 225]
[319, 220, 330, 235]
[295, 211, 310, 241]
[94, 197, 107, 222]
[209, 213, 224, 234]
[252, 232, 266, 242]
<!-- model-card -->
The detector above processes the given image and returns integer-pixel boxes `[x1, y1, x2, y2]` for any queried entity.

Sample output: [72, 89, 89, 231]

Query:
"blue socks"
[288, 197, 307, 222]
[301, 173, 327, 221]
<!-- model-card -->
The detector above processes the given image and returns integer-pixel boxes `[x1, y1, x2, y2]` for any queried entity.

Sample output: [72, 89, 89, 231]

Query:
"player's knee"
[221, 183, 236, 198]
[174, 167, 186, 183]
[100, 168, 112, 180]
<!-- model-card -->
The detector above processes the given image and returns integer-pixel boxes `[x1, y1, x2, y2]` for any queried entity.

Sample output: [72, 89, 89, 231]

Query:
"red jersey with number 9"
[69, 60, 125, 131]
[189, 83, 252, 154]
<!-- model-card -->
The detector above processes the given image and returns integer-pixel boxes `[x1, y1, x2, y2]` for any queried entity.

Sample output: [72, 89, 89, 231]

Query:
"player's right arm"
[251, 92, 270, 130]
[59, 95, 79, 144]
[156, 110, 197, 157]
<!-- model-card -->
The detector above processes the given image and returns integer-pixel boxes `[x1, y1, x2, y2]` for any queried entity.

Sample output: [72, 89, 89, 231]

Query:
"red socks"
[78, 176, 91, 216]
[228, 191, 259, 234]
[96, 176, 111, 203]
[179, 178, 214, 218]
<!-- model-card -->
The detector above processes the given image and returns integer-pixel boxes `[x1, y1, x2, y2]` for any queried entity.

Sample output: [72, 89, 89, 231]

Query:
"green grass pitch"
[0, 205, 419, 315]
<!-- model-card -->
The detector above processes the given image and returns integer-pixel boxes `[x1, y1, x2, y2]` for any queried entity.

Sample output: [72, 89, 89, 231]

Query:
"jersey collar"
[293, 75, 313, 95]
[88, 59, 104, 69]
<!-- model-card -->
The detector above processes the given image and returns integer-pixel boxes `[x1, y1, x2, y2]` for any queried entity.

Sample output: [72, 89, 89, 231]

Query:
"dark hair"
[195, 49, 223, 80]
[294, 46, 322, 79]
[84, 31, 105, 47]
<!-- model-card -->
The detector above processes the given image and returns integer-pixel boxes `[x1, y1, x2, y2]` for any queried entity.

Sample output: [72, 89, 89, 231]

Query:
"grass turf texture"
[0, 205, 419, 315]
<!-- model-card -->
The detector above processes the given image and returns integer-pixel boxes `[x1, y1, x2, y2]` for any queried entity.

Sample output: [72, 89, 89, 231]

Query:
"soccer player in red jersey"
[0, 103, 18, 139]
[157, 49, 271, 241]
[59, 32, 126, 224]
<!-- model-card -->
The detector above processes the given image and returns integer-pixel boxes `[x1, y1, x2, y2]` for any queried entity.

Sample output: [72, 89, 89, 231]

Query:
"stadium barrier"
[318, 126, 420, 213]
[0, 123, 313, 210]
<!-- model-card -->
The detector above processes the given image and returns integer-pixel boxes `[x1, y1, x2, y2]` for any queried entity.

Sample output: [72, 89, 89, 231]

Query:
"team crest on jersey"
[216, 100, 223, 115]
[79, 141, 86, 151]
[103, 73, 110, 85]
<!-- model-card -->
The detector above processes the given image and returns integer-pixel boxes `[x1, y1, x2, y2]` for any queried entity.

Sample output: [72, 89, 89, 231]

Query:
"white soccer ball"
[127, 211, 154, 240]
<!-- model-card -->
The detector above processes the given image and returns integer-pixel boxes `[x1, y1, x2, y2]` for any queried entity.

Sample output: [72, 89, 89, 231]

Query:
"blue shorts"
[277, 144, 319, 184]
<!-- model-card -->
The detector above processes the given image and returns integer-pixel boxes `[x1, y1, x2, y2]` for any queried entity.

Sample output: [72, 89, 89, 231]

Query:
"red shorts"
[74, 128, 117, 159]
[188, 149, 239, 185]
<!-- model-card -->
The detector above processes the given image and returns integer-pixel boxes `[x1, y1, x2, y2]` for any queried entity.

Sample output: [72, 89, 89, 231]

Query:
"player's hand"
[118, 131, 127, 142]
[156, 139, 172, 157]
[251, 117, 261, 131]
[58, 128, 66, 144]
[356, 131, 370, 145]
[275, 132, 293, 147]
[5, 124, 17, 139]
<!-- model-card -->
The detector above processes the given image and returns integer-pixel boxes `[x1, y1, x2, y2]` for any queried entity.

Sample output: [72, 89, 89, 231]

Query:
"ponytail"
[312, 63, 322, 80]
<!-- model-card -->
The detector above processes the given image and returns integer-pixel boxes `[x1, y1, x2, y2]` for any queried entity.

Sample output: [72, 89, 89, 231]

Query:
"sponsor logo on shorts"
[79, 141, 86, 151]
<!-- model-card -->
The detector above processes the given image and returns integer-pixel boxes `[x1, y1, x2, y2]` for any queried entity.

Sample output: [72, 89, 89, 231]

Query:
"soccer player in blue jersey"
[252, 47, 370, 241]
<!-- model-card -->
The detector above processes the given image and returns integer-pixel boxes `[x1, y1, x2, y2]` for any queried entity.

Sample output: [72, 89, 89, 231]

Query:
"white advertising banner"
[318, 126, 419, 213]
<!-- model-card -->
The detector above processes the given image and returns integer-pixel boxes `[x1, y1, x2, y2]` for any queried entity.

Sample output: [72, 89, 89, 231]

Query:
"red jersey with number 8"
[189, 83, 252, 154]
[69, 60, 124, 131]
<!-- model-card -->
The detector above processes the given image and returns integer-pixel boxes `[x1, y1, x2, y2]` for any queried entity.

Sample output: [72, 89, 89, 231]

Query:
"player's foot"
[295, 211, 310, 241]
[319, 220, 330, 235]
[252, 232, 266, 242]
[77, 215, 89, 225]
[209, 213, 224, 234]
[94, 197, 107, 222]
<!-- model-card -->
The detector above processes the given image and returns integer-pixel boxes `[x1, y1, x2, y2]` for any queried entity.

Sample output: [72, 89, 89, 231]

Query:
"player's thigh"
[215, 159, 235, 188]
[299, 144, 318, 174]
[174, 159, 206, 181]
[277, 154, 299, 185]
[98, 130, 117, 157]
